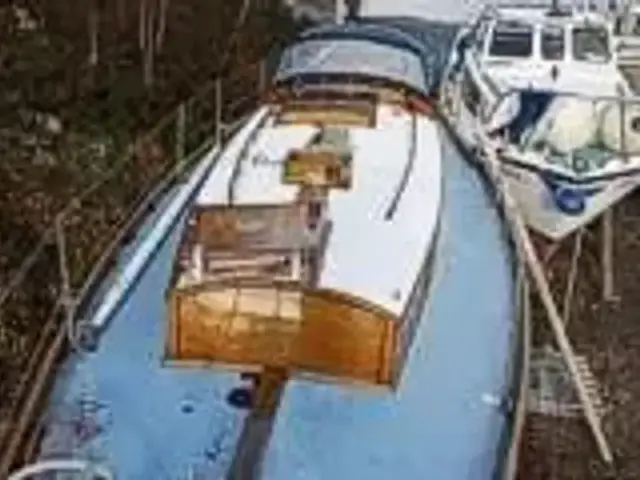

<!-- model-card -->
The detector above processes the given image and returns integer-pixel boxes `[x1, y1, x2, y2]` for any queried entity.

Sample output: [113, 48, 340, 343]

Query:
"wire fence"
[0, 56, 272, 470]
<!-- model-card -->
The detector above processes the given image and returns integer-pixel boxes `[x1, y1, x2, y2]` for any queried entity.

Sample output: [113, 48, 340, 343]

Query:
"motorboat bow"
[441, 2, 640, 240]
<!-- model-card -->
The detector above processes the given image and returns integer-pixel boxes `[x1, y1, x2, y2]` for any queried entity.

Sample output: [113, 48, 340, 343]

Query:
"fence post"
[55, 214, 73, 315]
[175, 102, 187, 161]
[55, 213, 96, 351]
[602, 208, 616, 302]
[258, 59, 267, 93]
[618, 83, 628, 163]
[215, 78, 223, 145]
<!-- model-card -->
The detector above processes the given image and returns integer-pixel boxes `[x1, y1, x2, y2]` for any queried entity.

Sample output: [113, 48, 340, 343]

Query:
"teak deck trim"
[267, 82, 435, 120]
[275, 101, 377, 128]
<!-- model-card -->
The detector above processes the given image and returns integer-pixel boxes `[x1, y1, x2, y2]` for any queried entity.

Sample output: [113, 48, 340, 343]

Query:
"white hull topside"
[500, 158, 640, 239]
[195, 103, 442, 317]
[438, 18, 640, 239]
[445, 85, 640, 240]
[444, 95, 640, 239]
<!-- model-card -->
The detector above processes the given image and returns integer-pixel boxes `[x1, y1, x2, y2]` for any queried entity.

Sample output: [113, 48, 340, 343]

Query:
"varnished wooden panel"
[293, 290, 396, 386]
[276, 101, 376, 128]
[283, 150, 352, 189]
[167, 287, 302, 369]
[165, 286, 398, 388]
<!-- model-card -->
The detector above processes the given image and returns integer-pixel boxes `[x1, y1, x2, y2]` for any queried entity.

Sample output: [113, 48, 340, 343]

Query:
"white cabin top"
[194, 105, 441, 317]
[475, 7, 613, 64]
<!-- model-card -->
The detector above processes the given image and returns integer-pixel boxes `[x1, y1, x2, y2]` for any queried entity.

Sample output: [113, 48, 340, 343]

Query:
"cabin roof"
[194, 105, 441, 316]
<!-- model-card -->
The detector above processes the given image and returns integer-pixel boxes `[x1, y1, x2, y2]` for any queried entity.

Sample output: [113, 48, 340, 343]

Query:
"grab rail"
[385, 113, 418, 220]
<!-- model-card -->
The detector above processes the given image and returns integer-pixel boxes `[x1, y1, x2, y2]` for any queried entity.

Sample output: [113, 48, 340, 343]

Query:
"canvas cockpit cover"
[274, 22, 432, 98]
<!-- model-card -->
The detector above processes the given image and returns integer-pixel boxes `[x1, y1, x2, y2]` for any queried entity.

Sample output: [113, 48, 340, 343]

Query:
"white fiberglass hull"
[440, 95, 640, 240]
[500, 159, 640, 240]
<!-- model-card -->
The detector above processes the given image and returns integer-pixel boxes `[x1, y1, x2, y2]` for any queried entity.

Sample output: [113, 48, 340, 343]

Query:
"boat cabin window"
[488, 21, 534, 58]
[541, 25, 565, 61]
[572, 26, 610, 63]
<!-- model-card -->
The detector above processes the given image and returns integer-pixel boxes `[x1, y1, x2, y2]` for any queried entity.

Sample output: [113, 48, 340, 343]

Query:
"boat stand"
[479, 140, 616, 471]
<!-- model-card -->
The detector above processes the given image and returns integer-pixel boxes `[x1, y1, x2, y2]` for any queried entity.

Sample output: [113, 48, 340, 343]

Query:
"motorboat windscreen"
[541, 24, 565, 61]
[572, 25, 611, 63]
[487, 20, 534, 58]
[274, 23, 432, 96]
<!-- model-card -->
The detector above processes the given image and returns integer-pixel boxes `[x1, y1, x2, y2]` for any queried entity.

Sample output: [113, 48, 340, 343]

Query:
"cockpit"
[483, 17, 612, 63]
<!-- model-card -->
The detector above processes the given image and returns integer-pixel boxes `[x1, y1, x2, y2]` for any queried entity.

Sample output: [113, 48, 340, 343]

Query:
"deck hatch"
[176, 204, 326, 287]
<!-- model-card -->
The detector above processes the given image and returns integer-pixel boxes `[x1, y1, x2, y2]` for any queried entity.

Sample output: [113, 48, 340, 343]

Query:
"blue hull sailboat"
[16, 19, 524, 480]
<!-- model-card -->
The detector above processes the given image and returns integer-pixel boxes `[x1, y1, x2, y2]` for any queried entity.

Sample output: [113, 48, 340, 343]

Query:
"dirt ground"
[519, 191, 640, 480]
[0, 0, 300, 420]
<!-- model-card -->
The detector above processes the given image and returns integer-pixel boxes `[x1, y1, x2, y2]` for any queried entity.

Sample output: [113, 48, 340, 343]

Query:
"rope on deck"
[479, 136, 615, 467]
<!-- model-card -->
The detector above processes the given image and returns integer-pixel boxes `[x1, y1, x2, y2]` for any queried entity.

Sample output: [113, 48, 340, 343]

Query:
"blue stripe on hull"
[502, 155, 640, 185]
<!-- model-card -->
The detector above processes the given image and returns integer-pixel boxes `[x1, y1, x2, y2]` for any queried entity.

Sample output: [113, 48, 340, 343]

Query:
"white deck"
[195, 104, 442, 316]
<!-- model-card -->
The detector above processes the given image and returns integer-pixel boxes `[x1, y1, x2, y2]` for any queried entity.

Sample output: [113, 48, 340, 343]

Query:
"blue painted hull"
[34, 129, 520, 479]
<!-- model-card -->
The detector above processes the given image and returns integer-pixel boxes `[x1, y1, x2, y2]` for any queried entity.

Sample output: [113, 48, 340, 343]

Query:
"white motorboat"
[441, 2, 640, 240]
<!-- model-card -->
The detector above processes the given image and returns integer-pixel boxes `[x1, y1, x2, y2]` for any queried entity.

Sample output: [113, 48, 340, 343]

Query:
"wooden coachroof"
[267, 80, 435, 125]
[276, 98, 377, 128]
[163, 121, 430, 389]
[165, 283, 398, 388]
